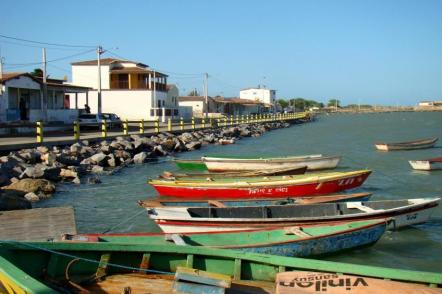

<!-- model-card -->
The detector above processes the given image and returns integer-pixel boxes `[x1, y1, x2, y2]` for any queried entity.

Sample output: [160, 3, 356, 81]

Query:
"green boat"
[0, 240, 441, 293]
[174, 159, 207, 171]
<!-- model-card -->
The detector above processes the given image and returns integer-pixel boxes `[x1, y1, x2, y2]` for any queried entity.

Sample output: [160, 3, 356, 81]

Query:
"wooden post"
[167, 118, 172, 132]
[123, 119, 129, 135]
[180, 117, 184, 130]
[155, 118, 160, 133]
[139, 119, 145, 134]
[101, 119, 107, 138]
[191, 117, 195, 130]
[36, 121, 43, 143]
[73, 121, 80, 141]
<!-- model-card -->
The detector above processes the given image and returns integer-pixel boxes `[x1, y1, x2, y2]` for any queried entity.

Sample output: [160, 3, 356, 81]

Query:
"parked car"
[78, 113, 122, 130]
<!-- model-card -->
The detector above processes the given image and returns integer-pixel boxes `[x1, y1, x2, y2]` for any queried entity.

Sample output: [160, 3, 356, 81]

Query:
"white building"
[177, 96, 217, 117]
[0, 72, 88, 123]
[239, 87, 276, 107]
[70, 58, 179, 121]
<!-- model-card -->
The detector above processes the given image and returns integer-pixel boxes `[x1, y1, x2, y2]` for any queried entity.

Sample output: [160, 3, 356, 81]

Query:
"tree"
[187, 89, 200, 96]
[277, 99, 289, 109]
[328, 99, 341, 108]
[30, 68, 43, 77]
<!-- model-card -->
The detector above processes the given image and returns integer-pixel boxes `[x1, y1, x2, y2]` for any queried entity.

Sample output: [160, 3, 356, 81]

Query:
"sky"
[1, 0, 441, 106]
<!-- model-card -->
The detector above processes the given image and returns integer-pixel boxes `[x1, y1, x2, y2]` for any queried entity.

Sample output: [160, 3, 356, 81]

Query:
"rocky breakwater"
[0, 122, 291, 210]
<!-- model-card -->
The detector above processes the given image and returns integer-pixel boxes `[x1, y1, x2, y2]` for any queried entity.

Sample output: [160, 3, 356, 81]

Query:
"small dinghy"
[409, 157, 442, 171]
[375, 137, 438, 151]
[143, 198, 440, 233]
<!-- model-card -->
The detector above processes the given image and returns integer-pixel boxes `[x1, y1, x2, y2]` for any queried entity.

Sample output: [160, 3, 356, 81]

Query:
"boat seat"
[346, 202, 381, 212]
[283, 226, 311, 237]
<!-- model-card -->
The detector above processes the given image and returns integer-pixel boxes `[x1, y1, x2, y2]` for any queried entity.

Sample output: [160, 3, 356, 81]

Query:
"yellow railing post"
[202, 118, 206, 128]
[36, 121, 43, 143]
[139, 119, 145, 134]
[209, 117, 213, 127]
[180, 117, 184, 130]
[101, 119, 107, 138]
[191, 117, 195, 130]
[155, 118, 160, 133]
[167, 118, 172, 132]
[73, 120, 80, 141]
[224, 117, 227, 127]
[217, 118, 221, 127]
[230, 115, 233, 126]
[235, 115, 239, 125]
[123, 119, 129, 135]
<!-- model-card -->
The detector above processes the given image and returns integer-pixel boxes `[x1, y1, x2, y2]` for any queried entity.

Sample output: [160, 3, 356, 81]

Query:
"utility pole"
[153, 70, 156, 118]
[0, 54, 3, 95]
[42, 48, 48, 121]
[204, 73, 208, 118]
[97, 45, 104, 114]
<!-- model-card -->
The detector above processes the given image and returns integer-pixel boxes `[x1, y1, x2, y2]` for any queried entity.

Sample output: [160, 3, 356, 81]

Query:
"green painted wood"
[0, 241, 441, 290]
[173, 281, 225, 294]
[139, 253, 150, 273]
[186, 254, 194, 268]
[174, 160, 207, 171]
[175, 267, 231, 288]
[95, 253, 111, 279]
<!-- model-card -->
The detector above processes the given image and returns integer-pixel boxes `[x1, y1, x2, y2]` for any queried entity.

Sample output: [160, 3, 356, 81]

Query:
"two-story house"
[71, 58, 179, 121]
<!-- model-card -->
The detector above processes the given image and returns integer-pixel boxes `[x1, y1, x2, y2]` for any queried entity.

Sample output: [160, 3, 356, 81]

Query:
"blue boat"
[65, 219, 386, 258]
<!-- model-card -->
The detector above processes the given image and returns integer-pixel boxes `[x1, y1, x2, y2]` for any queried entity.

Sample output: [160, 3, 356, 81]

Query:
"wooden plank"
[234, 259, 242, 280]
[96, 253, 111, 279]
[175, 267, 231, 288]
[0, 207, 76, 241]
[139, 253, 151, 274]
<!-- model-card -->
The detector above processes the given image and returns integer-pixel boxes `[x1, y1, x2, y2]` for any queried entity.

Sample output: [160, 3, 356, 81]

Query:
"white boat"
[144, 198, 440, 233]
[201, 154, 341, 171]
[409, 157, 442, 171]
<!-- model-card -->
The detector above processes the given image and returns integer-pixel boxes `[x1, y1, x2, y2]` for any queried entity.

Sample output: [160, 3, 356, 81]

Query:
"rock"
[185, 141, 202, 151]
[89, 153, 107, 165]
[133, 152, 147, 164]
[180, 132, 194, 143]
[219, 138, 235, 145]
[60, 168, 78, 179]
[0, 190, 31, 211]
[107, 154, 116, 167]
[70, 142, 82, 153]
[91, 165, 104, 174]
[80, 158, 92, 165]
[36, 146, 49, 154]
[41, 152, 57, 165]
[130, 134, 141, 141]
[153, 145, 167, 156]
[119, 140, 134, 151]
[21, 166, 45, 179]
[161, 138, 176, 151]
[18, 150, 40, 163]
[87, 175, 101, 184]
[10, 177, 19, 183]
[110, 141, 122, 149]
[203, 133, 216, 143]
[2, 178, 55, 195]
[100, 145, 113, 154]
[80, 146, 94, 155]
[100, 140, 109, 146]
[44, 167, 62, 182]
[24, 192, 39, 202]
[56, 154, 80, 166]
[72, 177, 81, 184]
[81, 140, 89, 146]
[0, 172, 10, 186]
[114, 150, 131, 160]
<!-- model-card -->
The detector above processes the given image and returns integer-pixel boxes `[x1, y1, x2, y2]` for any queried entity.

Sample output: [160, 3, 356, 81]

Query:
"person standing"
[19, 97, 27, 120]
[84, 104, 91, 114]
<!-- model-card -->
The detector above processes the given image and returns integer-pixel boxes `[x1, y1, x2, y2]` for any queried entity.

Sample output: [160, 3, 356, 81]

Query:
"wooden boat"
[409, 157, 442, 171]
[202, 154, 341, 171]
[139, 192, 373, 208]
[65, 219, 387, 258]
[148, 170, 372, 199]
[1, 240, 441, 293]
[174, 159, 207, 171]
[144, 198, 440, 233]
[374, 137, 438, 151]
[159, 166, 308, 180]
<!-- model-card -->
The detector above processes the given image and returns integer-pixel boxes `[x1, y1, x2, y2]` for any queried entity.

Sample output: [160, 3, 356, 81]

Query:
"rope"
[100, 209, 146, 234]
[0, 240, 174, 275]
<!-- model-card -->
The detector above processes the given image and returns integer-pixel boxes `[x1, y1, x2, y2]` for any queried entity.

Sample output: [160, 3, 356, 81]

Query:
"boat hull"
[150, 199, 439, 233]
[151, 171, 371, 199]
[175, 160, 207, 171]
[409, 160, 442, 171]
[375, 137, 438, 151]
[203, 156, 341, 172]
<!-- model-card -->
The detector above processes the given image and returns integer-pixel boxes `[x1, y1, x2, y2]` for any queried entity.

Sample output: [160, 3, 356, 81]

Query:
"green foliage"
[188, 89, 200, 96]
[277, 99, 289, 108]
[328, 99, 341, 107]
[30, 68, 43, 77]
[287, 98, 324, 111]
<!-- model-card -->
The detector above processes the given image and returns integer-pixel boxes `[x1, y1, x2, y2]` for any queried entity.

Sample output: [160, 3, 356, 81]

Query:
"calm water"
[36, 112, 442, 272]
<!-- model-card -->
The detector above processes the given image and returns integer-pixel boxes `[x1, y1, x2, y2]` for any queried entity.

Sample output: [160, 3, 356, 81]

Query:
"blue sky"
[1, 0, 441, 105]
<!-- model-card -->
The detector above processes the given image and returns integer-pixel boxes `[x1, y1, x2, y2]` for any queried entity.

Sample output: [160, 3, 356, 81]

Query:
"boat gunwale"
[374, 137, 438, 146]
[201, 155, 340, 164]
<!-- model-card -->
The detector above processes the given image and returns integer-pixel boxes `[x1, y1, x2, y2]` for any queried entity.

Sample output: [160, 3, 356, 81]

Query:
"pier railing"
[2, 112, 309, 144]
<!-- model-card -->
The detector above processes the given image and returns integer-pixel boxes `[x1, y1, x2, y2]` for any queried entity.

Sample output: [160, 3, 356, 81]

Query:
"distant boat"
[202, 154, 341, 171]
[144, 198, 440, 233]
[409, 157, 442, 171]
[138, 192, 373, 208]
[374, 137, 438, 151]
[148, 170, 371, 199]
[66, 219, 387, 258]
[159, 166, 308, 180]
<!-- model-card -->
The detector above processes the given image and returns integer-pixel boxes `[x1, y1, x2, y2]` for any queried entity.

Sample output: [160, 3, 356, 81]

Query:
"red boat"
[148, 170, 371, 199]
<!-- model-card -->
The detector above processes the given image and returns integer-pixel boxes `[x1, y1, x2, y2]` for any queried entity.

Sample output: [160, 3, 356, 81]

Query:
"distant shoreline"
[314, 106, 442, 114]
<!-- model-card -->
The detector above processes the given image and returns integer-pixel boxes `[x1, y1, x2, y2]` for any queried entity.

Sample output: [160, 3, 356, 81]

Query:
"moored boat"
[148, 170, 372, 199]
[1, 240, 441, 293]
[159, 165, 308, 180]
[409, 157, 442, 171]
[139, 192, 373, 208]
[375, 137, 438, 151]
[144, 198, 440, 233]
[65, 219, 387, 258]
[202, 154, 341, 171]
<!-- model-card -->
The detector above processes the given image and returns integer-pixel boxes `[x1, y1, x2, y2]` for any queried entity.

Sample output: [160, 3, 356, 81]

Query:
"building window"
[165, 109, 171, 116]
[150, 109, 154, 116]
[174, 109, 178, 115]
[29, 90, 41, 109]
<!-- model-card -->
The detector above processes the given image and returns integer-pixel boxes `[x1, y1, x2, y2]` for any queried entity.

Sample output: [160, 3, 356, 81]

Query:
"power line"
[0, 33, 96, 48]
[0, 39, 90, 51]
